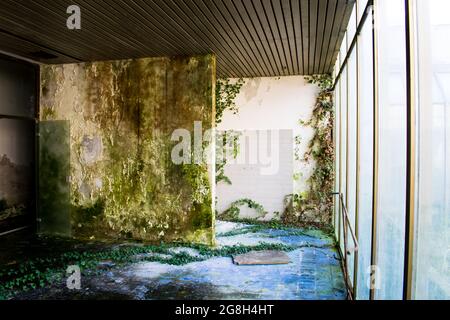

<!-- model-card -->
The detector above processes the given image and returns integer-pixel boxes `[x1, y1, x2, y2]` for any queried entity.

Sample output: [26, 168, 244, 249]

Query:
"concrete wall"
[217, 76, 318, 219]
[39, 55, 216, 244]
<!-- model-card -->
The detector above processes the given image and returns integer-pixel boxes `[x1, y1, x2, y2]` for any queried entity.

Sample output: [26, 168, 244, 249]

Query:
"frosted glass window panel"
[347, 48, 358, 286]
[340, 33, 348, 68]
[413, 0, 450, 300]
[357, 0, 369, 25]
[334, 81, 341, 239]
[347, 6, 357, 48]
[356, 14, 374, 300]
[340, 66, 348, 254]
[375, 0, 407, 300]
[334, 55, 340, 79]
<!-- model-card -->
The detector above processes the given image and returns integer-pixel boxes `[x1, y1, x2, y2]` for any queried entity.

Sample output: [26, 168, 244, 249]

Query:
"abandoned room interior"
[0, 0, 449, 301]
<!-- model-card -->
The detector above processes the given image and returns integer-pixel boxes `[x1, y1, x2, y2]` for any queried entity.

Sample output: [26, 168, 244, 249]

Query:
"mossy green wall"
[39, 55, 216, 245]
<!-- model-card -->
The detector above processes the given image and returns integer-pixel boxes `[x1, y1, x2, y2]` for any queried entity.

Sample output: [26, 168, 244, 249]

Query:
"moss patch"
[39, 55, 216, 244]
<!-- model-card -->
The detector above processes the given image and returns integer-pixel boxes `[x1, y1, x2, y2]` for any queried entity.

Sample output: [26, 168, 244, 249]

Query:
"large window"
[374, 0, 408, 300]
[334, 79, 341, 240]
[355, 10, 374, 300]
[347, 47, 358, 286]
[334, 0, 450, 300]
[340, 65, 348, 256]
[413, 0, 450, 299]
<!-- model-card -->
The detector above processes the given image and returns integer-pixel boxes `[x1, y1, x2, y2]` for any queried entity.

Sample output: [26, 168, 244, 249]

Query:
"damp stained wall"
[39, 55, 216, 245]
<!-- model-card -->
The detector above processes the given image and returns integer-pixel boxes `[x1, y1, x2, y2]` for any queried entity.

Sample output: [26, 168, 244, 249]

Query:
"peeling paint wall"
[39, 55, 216, 245]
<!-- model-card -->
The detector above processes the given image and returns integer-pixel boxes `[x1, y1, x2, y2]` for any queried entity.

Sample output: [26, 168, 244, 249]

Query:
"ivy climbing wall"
[39, 55, 216, 245]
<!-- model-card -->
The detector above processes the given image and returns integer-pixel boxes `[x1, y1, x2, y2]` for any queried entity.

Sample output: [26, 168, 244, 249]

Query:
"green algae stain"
[39, 55, 216, 245]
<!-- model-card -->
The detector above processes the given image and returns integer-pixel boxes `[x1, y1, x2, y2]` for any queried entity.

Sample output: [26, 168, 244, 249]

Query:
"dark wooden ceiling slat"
[308, 0, 319, 75]
[220, 0, 274, 77]
[260, 0, 290, 76]
[323, 0, 355, 74]
[183, 0, 257, 76]
[116, 0, 197, 55]
[321, 0, 344, 74]
[150, 0, 241, 77]
[0, 1, 100, 60]
[299, 0, 310, 75]
[290, 0, 304, 75]
[314, 0, 329, 74]
[161, 0, 250, 76]
[0, 32, 74, 63]
[319, 0, 338, 73]
[262, 0, 288, 75]
[272, 0, 297, 75]
[241, 0, 282, 76]
[0, 0, 354, 77]
[77, 0, 168, 58]
[204, 0, 268, 77]
[232, 0, 276, 76]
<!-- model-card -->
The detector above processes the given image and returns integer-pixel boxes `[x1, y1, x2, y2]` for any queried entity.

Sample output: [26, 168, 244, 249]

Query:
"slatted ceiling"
[323, 0, 353, 75]
[246, 0, 284, 75]
[289, 0, 302, 74]
[199, 0, 263, 76]
[0, 32, 73, 64]
[280, 0, 300, 75]
[264, 0, 287, 75]
[298, 0, 308, 74]
[319, 0, 337, 73]
[322, 0, 345, 73]
[153, 0, 243, 77]
[314, 0, 327, 74]
[239, 0, 279, 75]
[0, 0, 355, 77]
[221, 0, 272, 77]
[143, 0, 233, 76]
[272, 0, 294, 75]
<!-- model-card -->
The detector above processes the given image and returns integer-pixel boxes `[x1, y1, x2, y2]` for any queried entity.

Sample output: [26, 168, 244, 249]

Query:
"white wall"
[217, 76, 318, 219]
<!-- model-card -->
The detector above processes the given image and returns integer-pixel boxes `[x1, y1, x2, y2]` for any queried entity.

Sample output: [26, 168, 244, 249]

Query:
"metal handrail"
[332, 192, 359, 300]
[332, 192, 359, 254]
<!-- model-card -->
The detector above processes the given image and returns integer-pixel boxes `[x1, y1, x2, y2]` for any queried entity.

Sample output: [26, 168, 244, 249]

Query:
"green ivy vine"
[215, 130, 241, 185]
[215, 78, 245, 125]
[283, 74, 335, 227]
[215, 78, 245, 186]
[219, 198, 268, 221]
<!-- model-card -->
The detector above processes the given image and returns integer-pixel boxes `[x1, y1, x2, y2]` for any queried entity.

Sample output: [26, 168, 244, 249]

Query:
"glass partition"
[412, 0, 450, 300]
[374, 0, 407, 300]
[340, 65, 348, 255]
[347, 47, 358, 285]
[334, 78, 341, 240]
[355, 11, 374, 300]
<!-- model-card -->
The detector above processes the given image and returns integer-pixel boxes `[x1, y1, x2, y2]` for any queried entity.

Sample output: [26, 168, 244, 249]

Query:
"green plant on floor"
[0, 240, 299, 300]
[219, 198, 268, 221]
[282, 74, 335, 227]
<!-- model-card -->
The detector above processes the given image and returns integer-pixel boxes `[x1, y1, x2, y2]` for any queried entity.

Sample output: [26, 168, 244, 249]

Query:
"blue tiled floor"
[9, 221, 347, 300]
[98, 221, 347, 300]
